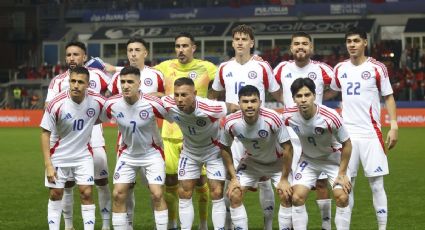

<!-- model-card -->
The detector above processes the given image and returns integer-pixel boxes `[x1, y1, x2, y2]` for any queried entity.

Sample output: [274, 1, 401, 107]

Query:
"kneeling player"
[282, 78, 352, 229]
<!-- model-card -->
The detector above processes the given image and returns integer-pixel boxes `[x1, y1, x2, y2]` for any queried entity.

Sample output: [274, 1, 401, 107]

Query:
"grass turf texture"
[0, 127, 423, 229]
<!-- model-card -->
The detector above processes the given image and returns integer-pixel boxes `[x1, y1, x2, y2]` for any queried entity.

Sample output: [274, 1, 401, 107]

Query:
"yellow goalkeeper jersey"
[155, 58, 217, 139]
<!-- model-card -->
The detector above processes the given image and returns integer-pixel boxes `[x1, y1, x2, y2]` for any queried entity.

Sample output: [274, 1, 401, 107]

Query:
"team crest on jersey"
[196, 119, 206, 127]
[144, 78, 153, 86]
[248, 71, 257, 79]
[179, 169, 185, 176]
[258, 129, 268, 138]
[308, 72, 317, 80]
[89, 80, 96, 89]
[139, 110, 149, 119]
[188, 71, 197, 79]
[86, 108, 96, 117]
[361, 71, 371, 80]
[295, 173, 302, 180]
[314, 127, 325, 135]
[114, 172, 120, 180]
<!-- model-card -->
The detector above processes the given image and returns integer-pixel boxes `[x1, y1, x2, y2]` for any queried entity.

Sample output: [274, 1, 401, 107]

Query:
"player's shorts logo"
[361, 71, 371, 80]
[188, 71, 198, 79]
[114, 172, 120, 180]
[248, 71, 257, 79]
[308, 72, 317, 80]
[314, 127, 325, 135]
[89, 80, 96, 89]
[144, 78, 153, 86]
[295, 173, 302, 180]
[179, 169, 185, 176]
[196, 119, 206, 127]
[139, 110, 149, 119]
[86, 108, 96, 117]
[258, 129, 268, 138]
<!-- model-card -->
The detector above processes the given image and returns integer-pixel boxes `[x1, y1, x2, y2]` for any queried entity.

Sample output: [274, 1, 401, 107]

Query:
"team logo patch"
[179, 169, 185, 176]
[114, 172, 120, 180]
[308, 72, 317, 80]
[188, 71, 197, 79]
[248, 71, 257, 79]
[361, 71, 371, 80]
[144, 78, 153, 86]
[196, 119, 206, 127]
[314, 127, 325, 135]
[86, 108, 96, 117]
[89, 80, 96, 89]
[258, 129, 268, 138]
[139, 110, 149, 119]
[295, 173, 302, 180]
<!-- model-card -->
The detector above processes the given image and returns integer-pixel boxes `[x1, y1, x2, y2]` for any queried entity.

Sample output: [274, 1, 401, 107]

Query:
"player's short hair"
[291, 32, 312, 42]
[345, 27, 367, 40]
[175, 32, 195, 44]
[65, 41, 87, 54]
[290, 78, 316, 97]
[232, 24, 255, 40]
[69, 66, 90, 81]
[174, 77, 194, 87]
[120, 66, 140, 79]
[238, 85, 260, 99]
[127, 36, 149, 51]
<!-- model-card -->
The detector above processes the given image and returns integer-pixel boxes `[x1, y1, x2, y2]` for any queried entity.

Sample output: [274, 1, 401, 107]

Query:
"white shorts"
[113, 155, 165, 185]
[45, 160, 94, 188]
[236, 158, 291, 188]
[292, 156, 350, 189]
[178, 153, 226, 181]
[349, 137, 388, 177]
[93, 146, 109, 180]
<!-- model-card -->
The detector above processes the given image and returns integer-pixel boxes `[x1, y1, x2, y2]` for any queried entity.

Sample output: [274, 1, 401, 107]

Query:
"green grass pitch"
[0, 127, 423, 229]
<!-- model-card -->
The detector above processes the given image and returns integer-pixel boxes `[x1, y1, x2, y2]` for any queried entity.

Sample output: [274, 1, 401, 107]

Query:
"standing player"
[100, 66, 168, 230]
[161, 77, 238, 229]
[273, 32, 335, 230]
[331, 27, 398, 230]
[154, 32, 217, 230]
[45, 41, 112, 230]
[220, 85, 293, 230]
[41, 66, 105, 230]
[210, 24, 282, 230]
[282, 78, 352, 229]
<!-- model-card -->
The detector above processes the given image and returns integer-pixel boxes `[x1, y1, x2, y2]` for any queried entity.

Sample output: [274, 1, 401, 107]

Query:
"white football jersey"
[221, 108, 291, 164]
[331, 57, 393, 138]
[108, 66, 165, 95]
[282, 104, 350, 163]
[212, 59, 280, 104]
[162, 95, 227, 161]
[40, 89, 105, 166]
[100, 93, 166, 161]
[45, 67, 111, 147]
[274, 60, 334, 108]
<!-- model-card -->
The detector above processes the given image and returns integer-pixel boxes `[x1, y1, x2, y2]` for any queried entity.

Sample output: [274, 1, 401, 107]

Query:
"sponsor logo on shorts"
[100, 169, 108, 176]
[295, 173, 302, 180]
[361, 71, 371, 80]
[188, 71, 197, 79]
[179, 169, 185, 176]
[213, 171, 222, 177]
[89, 80, 96, 89]
[87, 108, 96, 117]
[87, 176, 94, 182]
[139, 110, 149, 119]
[248, 71, 257, 79]
[258, 129, 268, 138]
[308, 72, 317, 80]
[144, 78, 153, 86]
[196, 119, 206, 127]
[154, 176, 163, 182]
[374, 166, 383, 173]
[314, 127, 324, 135]
[114, 172, 120, 180]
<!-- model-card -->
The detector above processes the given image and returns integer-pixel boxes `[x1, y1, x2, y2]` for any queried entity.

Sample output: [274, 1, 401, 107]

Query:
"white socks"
[112, 212, 128, 230]
[292, 205, 308, 230]
[81, 204, 96, 230]
[278, 205, 292, 230]
[96, 184, 111, 229]
[212, 198, 226, 229]
[317, 199, 332, 230]
[62, 187, 74, 229]
[179, 198, 194, 230]
[48, 199, 62, 230]
[258, 180, 275, 230]
[126, 188, 135, 227]
[335, 206, 351, 230]
[230, 205, 248, 230]
[369, 176, 387, 229]
[154, 209, 168, 230]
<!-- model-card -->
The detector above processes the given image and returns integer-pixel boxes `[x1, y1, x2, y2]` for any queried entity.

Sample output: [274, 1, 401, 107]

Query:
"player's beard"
[294, 50, 310, 62]
[67, 62, 81, 70]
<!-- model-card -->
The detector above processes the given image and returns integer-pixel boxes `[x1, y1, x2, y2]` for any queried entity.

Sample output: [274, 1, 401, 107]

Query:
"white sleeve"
[40, 108, 56, 132]
[219, 127, 234, 147]
[262, 62, 280, 93]
[211, 63, 225, 91]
